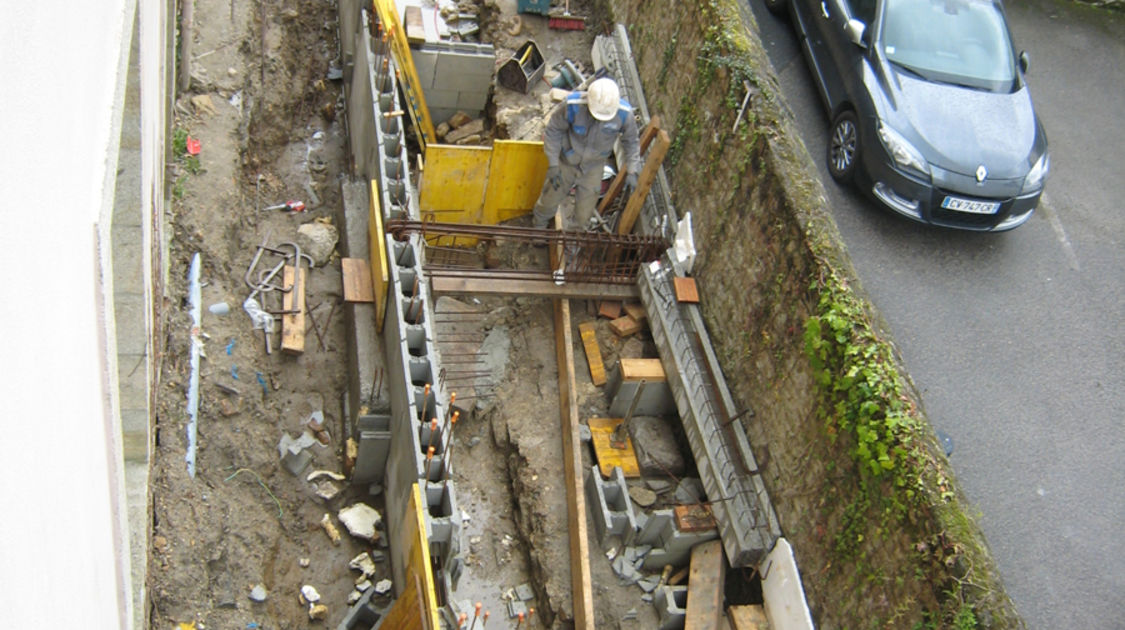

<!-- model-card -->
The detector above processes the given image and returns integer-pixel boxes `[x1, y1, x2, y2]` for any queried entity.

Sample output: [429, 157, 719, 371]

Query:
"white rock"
[355, 579, 372, 592]
[374, 579, 393, 595]
[296, 222, 339, 267]
[347, 590, 363, 605]
[299, 558, 311, 568]
[249, 584, 268, 602]
[349, 552, 376, 577]
[300, 584, 321, 604]
[338, 503, 382, 541]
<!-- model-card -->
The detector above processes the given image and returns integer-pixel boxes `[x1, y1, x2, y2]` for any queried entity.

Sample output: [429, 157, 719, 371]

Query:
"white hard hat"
[587, 78, 620, 122]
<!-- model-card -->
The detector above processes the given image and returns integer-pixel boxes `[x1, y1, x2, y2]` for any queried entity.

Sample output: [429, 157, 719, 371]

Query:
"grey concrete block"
[635, 509, 675, 547]
[455, 89, 489, 113]
[353, 415, 391, 484]
[641, 527, 721, 571]
[423, 88, 461, 111]
[410, 48, 439, 88]
[606, 369, 677, 417]
[113, 293, 149, 357]
[654, 585, 687, 630]
[110, 225, 144, 291]
[433, 65, 492, 93]
[586, 465, 639, 545]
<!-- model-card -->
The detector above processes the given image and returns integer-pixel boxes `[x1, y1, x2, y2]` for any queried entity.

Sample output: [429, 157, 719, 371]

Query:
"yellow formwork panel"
[382, 483, 441, 629]
[482, 140, 548, 224]
[368, 180, 390, 333]
[372, 0, 437, 152]
[419, 144, 492, 224]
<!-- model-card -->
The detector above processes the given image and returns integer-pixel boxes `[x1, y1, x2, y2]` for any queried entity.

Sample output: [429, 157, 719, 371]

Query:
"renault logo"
[976, 165, 988, 183]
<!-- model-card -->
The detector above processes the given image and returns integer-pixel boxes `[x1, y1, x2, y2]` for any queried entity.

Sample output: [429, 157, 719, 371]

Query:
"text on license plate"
[941, 196, 1000, 214]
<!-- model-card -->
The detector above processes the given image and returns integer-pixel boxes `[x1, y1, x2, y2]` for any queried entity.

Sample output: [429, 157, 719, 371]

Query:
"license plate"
[941, 196, 1000, 214]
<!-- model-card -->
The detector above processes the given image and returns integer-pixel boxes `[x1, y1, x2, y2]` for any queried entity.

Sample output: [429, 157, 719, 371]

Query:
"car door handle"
[821, 2, 830, 18]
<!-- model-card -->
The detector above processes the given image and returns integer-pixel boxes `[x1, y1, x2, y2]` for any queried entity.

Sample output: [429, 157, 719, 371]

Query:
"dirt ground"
[150, 0, 674, 628]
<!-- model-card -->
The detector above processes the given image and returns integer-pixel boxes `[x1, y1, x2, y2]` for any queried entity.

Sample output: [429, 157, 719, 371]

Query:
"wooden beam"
[685, 540, 726, 630]
[728, 605, 769, 630]
[555, 297, 595, 629]
[674, 276, 700, 303]
[597, 116, 661, 216]
[617, 129, 671, 235]
[578, 322, 606, 386]
[281, 265, 306, 354]
[619, 358, 666, 382]
[429, 275, 638, 300]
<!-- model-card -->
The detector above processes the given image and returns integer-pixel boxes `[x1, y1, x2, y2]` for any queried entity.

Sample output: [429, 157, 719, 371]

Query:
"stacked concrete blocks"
[632, 509, 719, 571]
[586, 465, 638, 545]
[638, 259, 780, 567]
[410, 41, 495, 126]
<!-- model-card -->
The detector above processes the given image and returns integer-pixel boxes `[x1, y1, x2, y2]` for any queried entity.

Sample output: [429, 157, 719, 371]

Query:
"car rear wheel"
[764, 0, 787, 15]
[828, 111, 859, 183]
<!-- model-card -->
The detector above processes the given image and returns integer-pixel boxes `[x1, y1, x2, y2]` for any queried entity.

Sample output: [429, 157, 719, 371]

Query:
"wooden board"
[554, 294, 596, 629]
[342, 257, 375, 303]
[617, 129, 671, 235]
[578, 322, 606, 386]
[623, 302, 646, 322]
[674, 276, 700, 303]
[684, 540, 726, 630]
[404, 6, 425, 43]
[368, 180, 390, 332]
[588, 418, 641, 478]
[674, 504, 717, 532]
[597, 116, 661, 215]
[597, 300, 622, 320]
[281, 265, 306, 354]
[608, 314, 642, 337]
[619, 358, 665, 382]
[728, 605, 769, 630]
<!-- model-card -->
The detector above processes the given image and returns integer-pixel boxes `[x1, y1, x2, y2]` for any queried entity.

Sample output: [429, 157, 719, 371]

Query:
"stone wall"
[605, 0, 1024, 627]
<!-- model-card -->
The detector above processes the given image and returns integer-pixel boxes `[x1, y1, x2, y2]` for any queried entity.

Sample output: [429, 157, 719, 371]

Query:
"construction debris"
[319, 513, 341, 546]
[337, 503, 381, 542]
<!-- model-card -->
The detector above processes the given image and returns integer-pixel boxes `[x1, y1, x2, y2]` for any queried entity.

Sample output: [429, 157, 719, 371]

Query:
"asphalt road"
[742, 0, 1125, 626]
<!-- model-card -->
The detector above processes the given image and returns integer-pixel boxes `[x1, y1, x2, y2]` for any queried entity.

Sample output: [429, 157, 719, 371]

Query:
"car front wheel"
[828, 111, 859, 183]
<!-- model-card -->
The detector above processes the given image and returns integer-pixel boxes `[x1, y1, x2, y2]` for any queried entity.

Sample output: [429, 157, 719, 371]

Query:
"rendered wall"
[608, 0, 1024, 627]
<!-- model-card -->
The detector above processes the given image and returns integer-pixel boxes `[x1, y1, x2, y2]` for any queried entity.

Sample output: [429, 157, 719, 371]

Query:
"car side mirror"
[1019, 51, 1030, 73]
[846, 18, 867, 47]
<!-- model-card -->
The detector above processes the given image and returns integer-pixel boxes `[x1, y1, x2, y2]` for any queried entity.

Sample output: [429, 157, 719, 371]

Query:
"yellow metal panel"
[589, 417, 641, 478]
[368, 180, 390, 333]
[482, 140, 548, 224]
[419, 144, 491, 224]
[372, 0, 436, 151]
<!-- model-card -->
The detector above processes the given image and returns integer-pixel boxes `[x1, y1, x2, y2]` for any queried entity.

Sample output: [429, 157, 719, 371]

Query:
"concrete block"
[654, 585, 688, 630]
[334, 582, 388, 630]
[353, 415, 392, 484]
[410, 47, 439, 88]
[339, 179, 370, 259]
[641, 527, 721, 571]
[586, 465, 639, 545]
[456, 89, 489, 113]
[607, 373, 676, 417]
[423, 88, 461, 111]
[635, 509, 675, 547]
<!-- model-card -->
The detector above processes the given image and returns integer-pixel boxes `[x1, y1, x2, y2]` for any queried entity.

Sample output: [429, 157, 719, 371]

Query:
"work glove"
[624, 172, 638, 196]
[546, 165, 562, 189]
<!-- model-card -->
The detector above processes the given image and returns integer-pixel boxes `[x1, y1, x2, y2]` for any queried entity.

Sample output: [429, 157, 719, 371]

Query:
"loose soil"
[151, 0, 672, 628]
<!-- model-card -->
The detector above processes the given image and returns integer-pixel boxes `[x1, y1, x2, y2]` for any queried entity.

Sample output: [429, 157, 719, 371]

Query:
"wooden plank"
[620, 358, 665, 382]
[555, 296, 596, 629]
[588, 418, 641, 478]
[728, 605, 769, 630]
[368, 181, 389, 332]
[577, 322, 606, 386]
[342, 257, 375, 303]
[430, 275, 639, 300]
[608, 314, 642, 337]
[281, 265, 306, 354]
[684, 540, 726, 630]
[597, 116, 661, 216]
[404, 6, 425, 43]
[674, 276, 700, 303]
[674, 504, 717, 532]
[617, 129, 671, 235]
[622, 302, 646, 322]
[597, 300, 623, 319]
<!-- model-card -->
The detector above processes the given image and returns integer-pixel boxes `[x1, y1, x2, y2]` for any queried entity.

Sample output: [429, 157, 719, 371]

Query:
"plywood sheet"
[588, 418, 640, 478]
[419, 145, 491, 223]
[482, 140, 549, 224]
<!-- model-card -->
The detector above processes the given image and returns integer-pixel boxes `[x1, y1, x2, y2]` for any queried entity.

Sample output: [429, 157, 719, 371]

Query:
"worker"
[532, 77, 642, 231]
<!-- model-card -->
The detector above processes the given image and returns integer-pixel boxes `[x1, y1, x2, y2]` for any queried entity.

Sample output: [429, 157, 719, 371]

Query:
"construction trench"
[332, 2, 801, 627]
[155, 0, 821, 629]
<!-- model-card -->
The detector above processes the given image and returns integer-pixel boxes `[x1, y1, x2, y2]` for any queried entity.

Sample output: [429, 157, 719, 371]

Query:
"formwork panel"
[481, 140, 548, 224]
